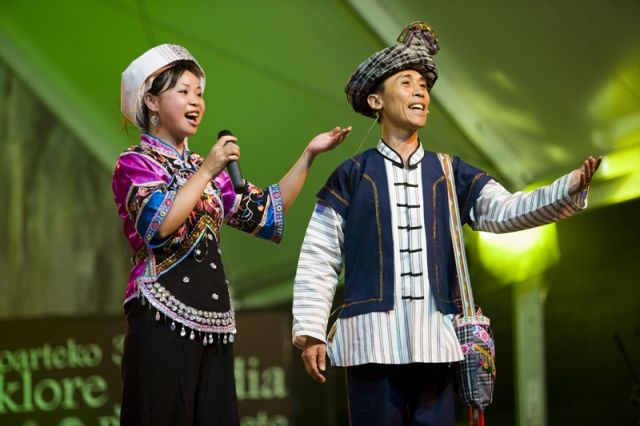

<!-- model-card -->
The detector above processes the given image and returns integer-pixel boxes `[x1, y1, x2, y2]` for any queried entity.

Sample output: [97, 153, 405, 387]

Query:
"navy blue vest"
[317, 148, 491, 318]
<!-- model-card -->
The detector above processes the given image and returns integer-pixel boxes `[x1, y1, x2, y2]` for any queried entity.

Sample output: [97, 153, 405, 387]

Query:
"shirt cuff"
[137, 189, 177, 246]
[292, 331, 327, 349]
[564, 171, 589, 210]
[255, 184, 285, 243]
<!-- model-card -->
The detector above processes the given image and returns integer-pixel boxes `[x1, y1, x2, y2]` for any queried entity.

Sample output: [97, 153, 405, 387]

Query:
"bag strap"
[437, 153, 475, 317]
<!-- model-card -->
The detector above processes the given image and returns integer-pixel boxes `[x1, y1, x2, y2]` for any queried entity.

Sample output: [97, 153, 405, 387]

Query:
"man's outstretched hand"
[569, 155, 601, 196]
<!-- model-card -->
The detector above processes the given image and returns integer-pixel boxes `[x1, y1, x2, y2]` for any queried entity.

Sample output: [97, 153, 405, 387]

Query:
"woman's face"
[378, 69, 430, 132]
[152, 70, 205, 145]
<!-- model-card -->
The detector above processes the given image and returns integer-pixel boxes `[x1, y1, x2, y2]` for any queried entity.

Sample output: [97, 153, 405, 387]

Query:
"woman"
[113, 44, 349, 425]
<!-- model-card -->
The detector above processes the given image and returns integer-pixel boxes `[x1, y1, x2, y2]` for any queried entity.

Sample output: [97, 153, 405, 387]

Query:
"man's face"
[378, 69, 430, 131]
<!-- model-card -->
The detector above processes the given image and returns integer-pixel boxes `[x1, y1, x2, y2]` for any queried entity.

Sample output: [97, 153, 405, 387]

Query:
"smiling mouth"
[409, 103, 425, 112]
[185, 112, 199, 123]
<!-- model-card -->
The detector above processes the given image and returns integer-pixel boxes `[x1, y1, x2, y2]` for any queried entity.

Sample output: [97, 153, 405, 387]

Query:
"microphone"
[217, 129, 246, 193]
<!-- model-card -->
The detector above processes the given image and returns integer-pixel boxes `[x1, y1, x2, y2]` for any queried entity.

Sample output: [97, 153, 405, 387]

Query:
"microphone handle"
[217, 129, 246, 193]
[226, 154, 246, 194]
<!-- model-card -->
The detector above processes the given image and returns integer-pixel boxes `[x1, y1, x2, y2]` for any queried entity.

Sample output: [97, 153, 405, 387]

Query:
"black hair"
[139, 60, 204, 131]
[371, 78, 386, 95]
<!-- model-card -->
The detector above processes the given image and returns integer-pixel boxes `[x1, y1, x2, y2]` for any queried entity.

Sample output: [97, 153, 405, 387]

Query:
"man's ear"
[144, 93, 159, 112]
[367, 93, 383, 112]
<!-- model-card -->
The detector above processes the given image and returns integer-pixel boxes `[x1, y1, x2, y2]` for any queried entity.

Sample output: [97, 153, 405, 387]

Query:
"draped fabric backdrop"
[0, 61, 129, 318]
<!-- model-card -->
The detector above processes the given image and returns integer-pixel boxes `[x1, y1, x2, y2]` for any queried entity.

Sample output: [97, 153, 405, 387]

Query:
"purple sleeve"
[214, 171, 238, 214]
[112, 152, 175, 247]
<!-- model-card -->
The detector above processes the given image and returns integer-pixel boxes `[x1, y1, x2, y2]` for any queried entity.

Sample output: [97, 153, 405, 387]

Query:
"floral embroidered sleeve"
[113, 152, 175, 248]
[215, 172, 284, 243]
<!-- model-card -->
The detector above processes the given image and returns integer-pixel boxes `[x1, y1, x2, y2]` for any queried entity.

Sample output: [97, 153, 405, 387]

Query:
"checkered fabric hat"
[345, 21, 439, 118]
[121, 44, 205, 129]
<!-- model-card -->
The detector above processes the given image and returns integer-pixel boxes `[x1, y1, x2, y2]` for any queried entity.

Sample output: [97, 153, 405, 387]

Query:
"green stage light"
[587, 143, 640, 207]
[476, 224, 560, 285]
[600, 143, 640, 180]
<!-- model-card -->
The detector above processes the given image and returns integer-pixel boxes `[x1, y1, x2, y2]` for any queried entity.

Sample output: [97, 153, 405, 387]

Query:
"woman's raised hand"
[306, 126, 352, 156]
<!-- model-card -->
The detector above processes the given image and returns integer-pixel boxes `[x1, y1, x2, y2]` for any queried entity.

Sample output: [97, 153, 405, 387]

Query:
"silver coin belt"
[139, 280, 236, 346]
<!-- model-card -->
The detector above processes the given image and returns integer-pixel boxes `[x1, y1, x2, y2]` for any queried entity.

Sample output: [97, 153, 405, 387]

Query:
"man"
[292, 21, 600, 425]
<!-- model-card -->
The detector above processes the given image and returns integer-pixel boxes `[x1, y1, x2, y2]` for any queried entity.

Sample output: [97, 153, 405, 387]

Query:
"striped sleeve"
[292, 201, 344, 348]
[471, 171, 588, 233]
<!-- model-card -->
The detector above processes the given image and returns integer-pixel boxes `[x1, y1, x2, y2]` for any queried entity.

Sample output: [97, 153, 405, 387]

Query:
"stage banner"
[0, 310, 291, 425]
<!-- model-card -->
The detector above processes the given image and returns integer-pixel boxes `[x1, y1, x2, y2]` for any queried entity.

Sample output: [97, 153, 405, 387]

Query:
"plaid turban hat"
[121, 44, 205, 129]
[345, 21, 439, 118]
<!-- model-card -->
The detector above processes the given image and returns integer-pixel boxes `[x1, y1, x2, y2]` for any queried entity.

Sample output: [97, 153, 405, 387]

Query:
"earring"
[150, 113, 160, 128]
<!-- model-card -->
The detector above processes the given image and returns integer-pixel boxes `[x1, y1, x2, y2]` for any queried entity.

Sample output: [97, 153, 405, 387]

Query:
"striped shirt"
[292, 141, 587, 367]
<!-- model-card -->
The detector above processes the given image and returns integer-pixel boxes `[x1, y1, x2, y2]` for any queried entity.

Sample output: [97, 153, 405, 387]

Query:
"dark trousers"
[345, 363, 454, 426]
[120, 299, 239, 426]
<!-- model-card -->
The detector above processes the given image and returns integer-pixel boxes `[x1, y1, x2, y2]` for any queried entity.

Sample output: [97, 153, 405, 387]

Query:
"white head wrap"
[121, 44, 205, 128]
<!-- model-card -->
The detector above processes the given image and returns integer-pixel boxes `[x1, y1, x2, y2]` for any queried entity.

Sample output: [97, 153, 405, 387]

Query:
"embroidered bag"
[439, 153, 496, 426]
